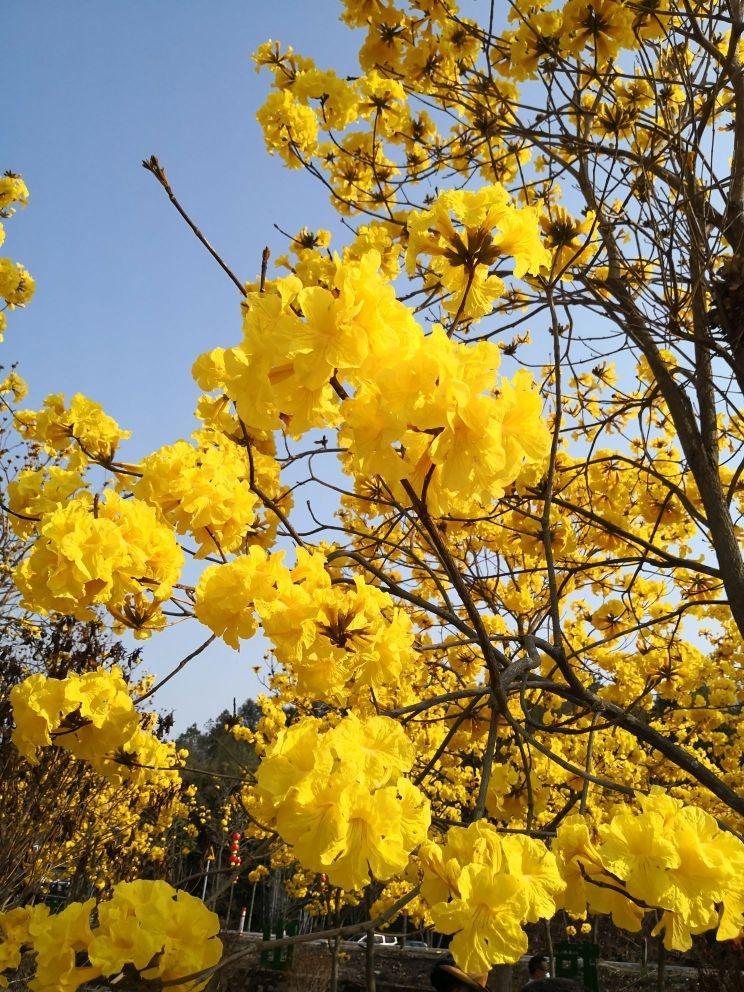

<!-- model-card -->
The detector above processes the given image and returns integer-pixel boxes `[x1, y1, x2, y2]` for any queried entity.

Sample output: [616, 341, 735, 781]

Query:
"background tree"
[174, 699, 265, 926]
[0, 357, 194, 911]
[0, 615, 189, 908]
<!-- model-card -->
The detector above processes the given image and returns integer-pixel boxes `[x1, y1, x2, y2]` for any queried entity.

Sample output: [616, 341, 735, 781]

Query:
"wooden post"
[365, 888, 377, 992]
[365, 929, 377, 992]
[329, 932, 341, 992]
[656, 933, 666, 992]
[246, 884, 257, 933]
[492, 963, 512, 992]
[210, 843, 222, 909]
[225, 877, 235, 930]
[545, 917, 555, 977]
[329, 890, 341, 992]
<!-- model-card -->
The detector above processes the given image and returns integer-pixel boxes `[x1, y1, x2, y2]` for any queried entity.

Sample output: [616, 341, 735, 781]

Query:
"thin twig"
[142, 155, 246, 296]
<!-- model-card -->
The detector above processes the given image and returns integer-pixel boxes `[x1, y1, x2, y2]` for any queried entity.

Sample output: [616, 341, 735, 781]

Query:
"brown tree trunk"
[365, 929, 376, 992]
[545, 919, 555, 978]
[656, 934, 666, 992]
[329, 933, 341, 992]
[491, 963, 512, 992]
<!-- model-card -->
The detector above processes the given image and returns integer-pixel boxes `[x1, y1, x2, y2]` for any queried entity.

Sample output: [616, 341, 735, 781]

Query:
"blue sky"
[5, 1, 356, 732]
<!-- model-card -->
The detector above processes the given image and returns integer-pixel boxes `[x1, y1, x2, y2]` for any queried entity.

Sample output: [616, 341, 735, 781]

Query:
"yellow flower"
[342, 325, 548, 513]
[406, 185, 550, 322]
[14, 490, 182, 631]
[252, 714, 429, 891]
[194, 546, 287, 648]
[421, 821, 563, 974]
[292, 68, 360, 130]
[257, 89, 319, 167]
[28, 899, 99, 992]
[0, 173, 30, 214]
[136, 433, 258, 557]
[507, 9, 565, 80]
[591, 598, 626, 634]
[539, 206, 597, 278]
[322, 782, 412, 891]
[599, 808, 681, 908]
[328, 714, 414, 789]
[357, 71, 407, 136]
[562, 0, 636, 64]
[0, 258, 35, 306]
[259, 569, 415, 703]
[7, 466, 86, 538]
[0, 369, 28, 401]
[9, 667, 180, 789]
[553, 814, 642, 932]
[501, 834, 566, 923]
[0, 905, 48, 978]
[17, 392, 131, 463]
[433, 864, 529, 973]
[255, 717, 333, 806]
[88, 881, 222, 992]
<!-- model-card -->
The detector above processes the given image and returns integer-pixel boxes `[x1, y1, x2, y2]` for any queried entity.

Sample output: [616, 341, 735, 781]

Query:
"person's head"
[528, 955, 550, 981]
[431, 963, 487, 992]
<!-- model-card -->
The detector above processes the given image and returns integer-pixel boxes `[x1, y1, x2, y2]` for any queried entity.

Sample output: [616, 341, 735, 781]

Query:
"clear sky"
[5, 1, 355, 732]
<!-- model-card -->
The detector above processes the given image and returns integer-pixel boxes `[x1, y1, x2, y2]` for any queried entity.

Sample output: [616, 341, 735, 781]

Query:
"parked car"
[355, 933, 398, 947]
[400, 940, 429, 950]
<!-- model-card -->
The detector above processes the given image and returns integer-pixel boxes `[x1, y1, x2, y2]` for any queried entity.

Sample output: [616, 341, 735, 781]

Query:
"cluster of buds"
[229, 831, 242, 869]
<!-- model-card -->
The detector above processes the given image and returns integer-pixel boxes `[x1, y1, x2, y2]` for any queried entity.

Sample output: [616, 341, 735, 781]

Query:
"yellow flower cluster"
[406, 186, 551, 322]
[340, 327, 549, 515]
[254, 44, 403, 173]
[260, 551, 414, 703]
[14, 490, 182, 635]
[538, 206, 598, 280]
[0, 260, 34, 314]
[196, 547, 413, 703]
[17, 392, 131, 465]
[9, 668, 181, 787]
[135, 431, 258, 557]
[194, 544, 286, 649]
[256, 88, 320, 168]
[503, 5, 564, 80]
[7, 466, 86, 538]
[420, 820, 565, 974]
[0, 173, 29, 214]
[0, 173, 34, 340]
[0, 880, 221, 992]
[252, 713, 430, 890]
[0, 368, 28, 402]
[555, 791, 744, 951]
[562, 0, 636, 64]
[196, 250, 548, 512]
[500, 0, 653, 79]
[253, 21, 474, 206]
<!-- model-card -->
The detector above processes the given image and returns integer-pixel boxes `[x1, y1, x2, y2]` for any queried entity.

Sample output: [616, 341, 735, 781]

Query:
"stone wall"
[210, 937, 703, 992]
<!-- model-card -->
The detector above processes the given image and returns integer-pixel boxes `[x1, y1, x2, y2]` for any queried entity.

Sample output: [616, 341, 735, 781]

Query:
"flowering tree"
[2, 1, 744, 989]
